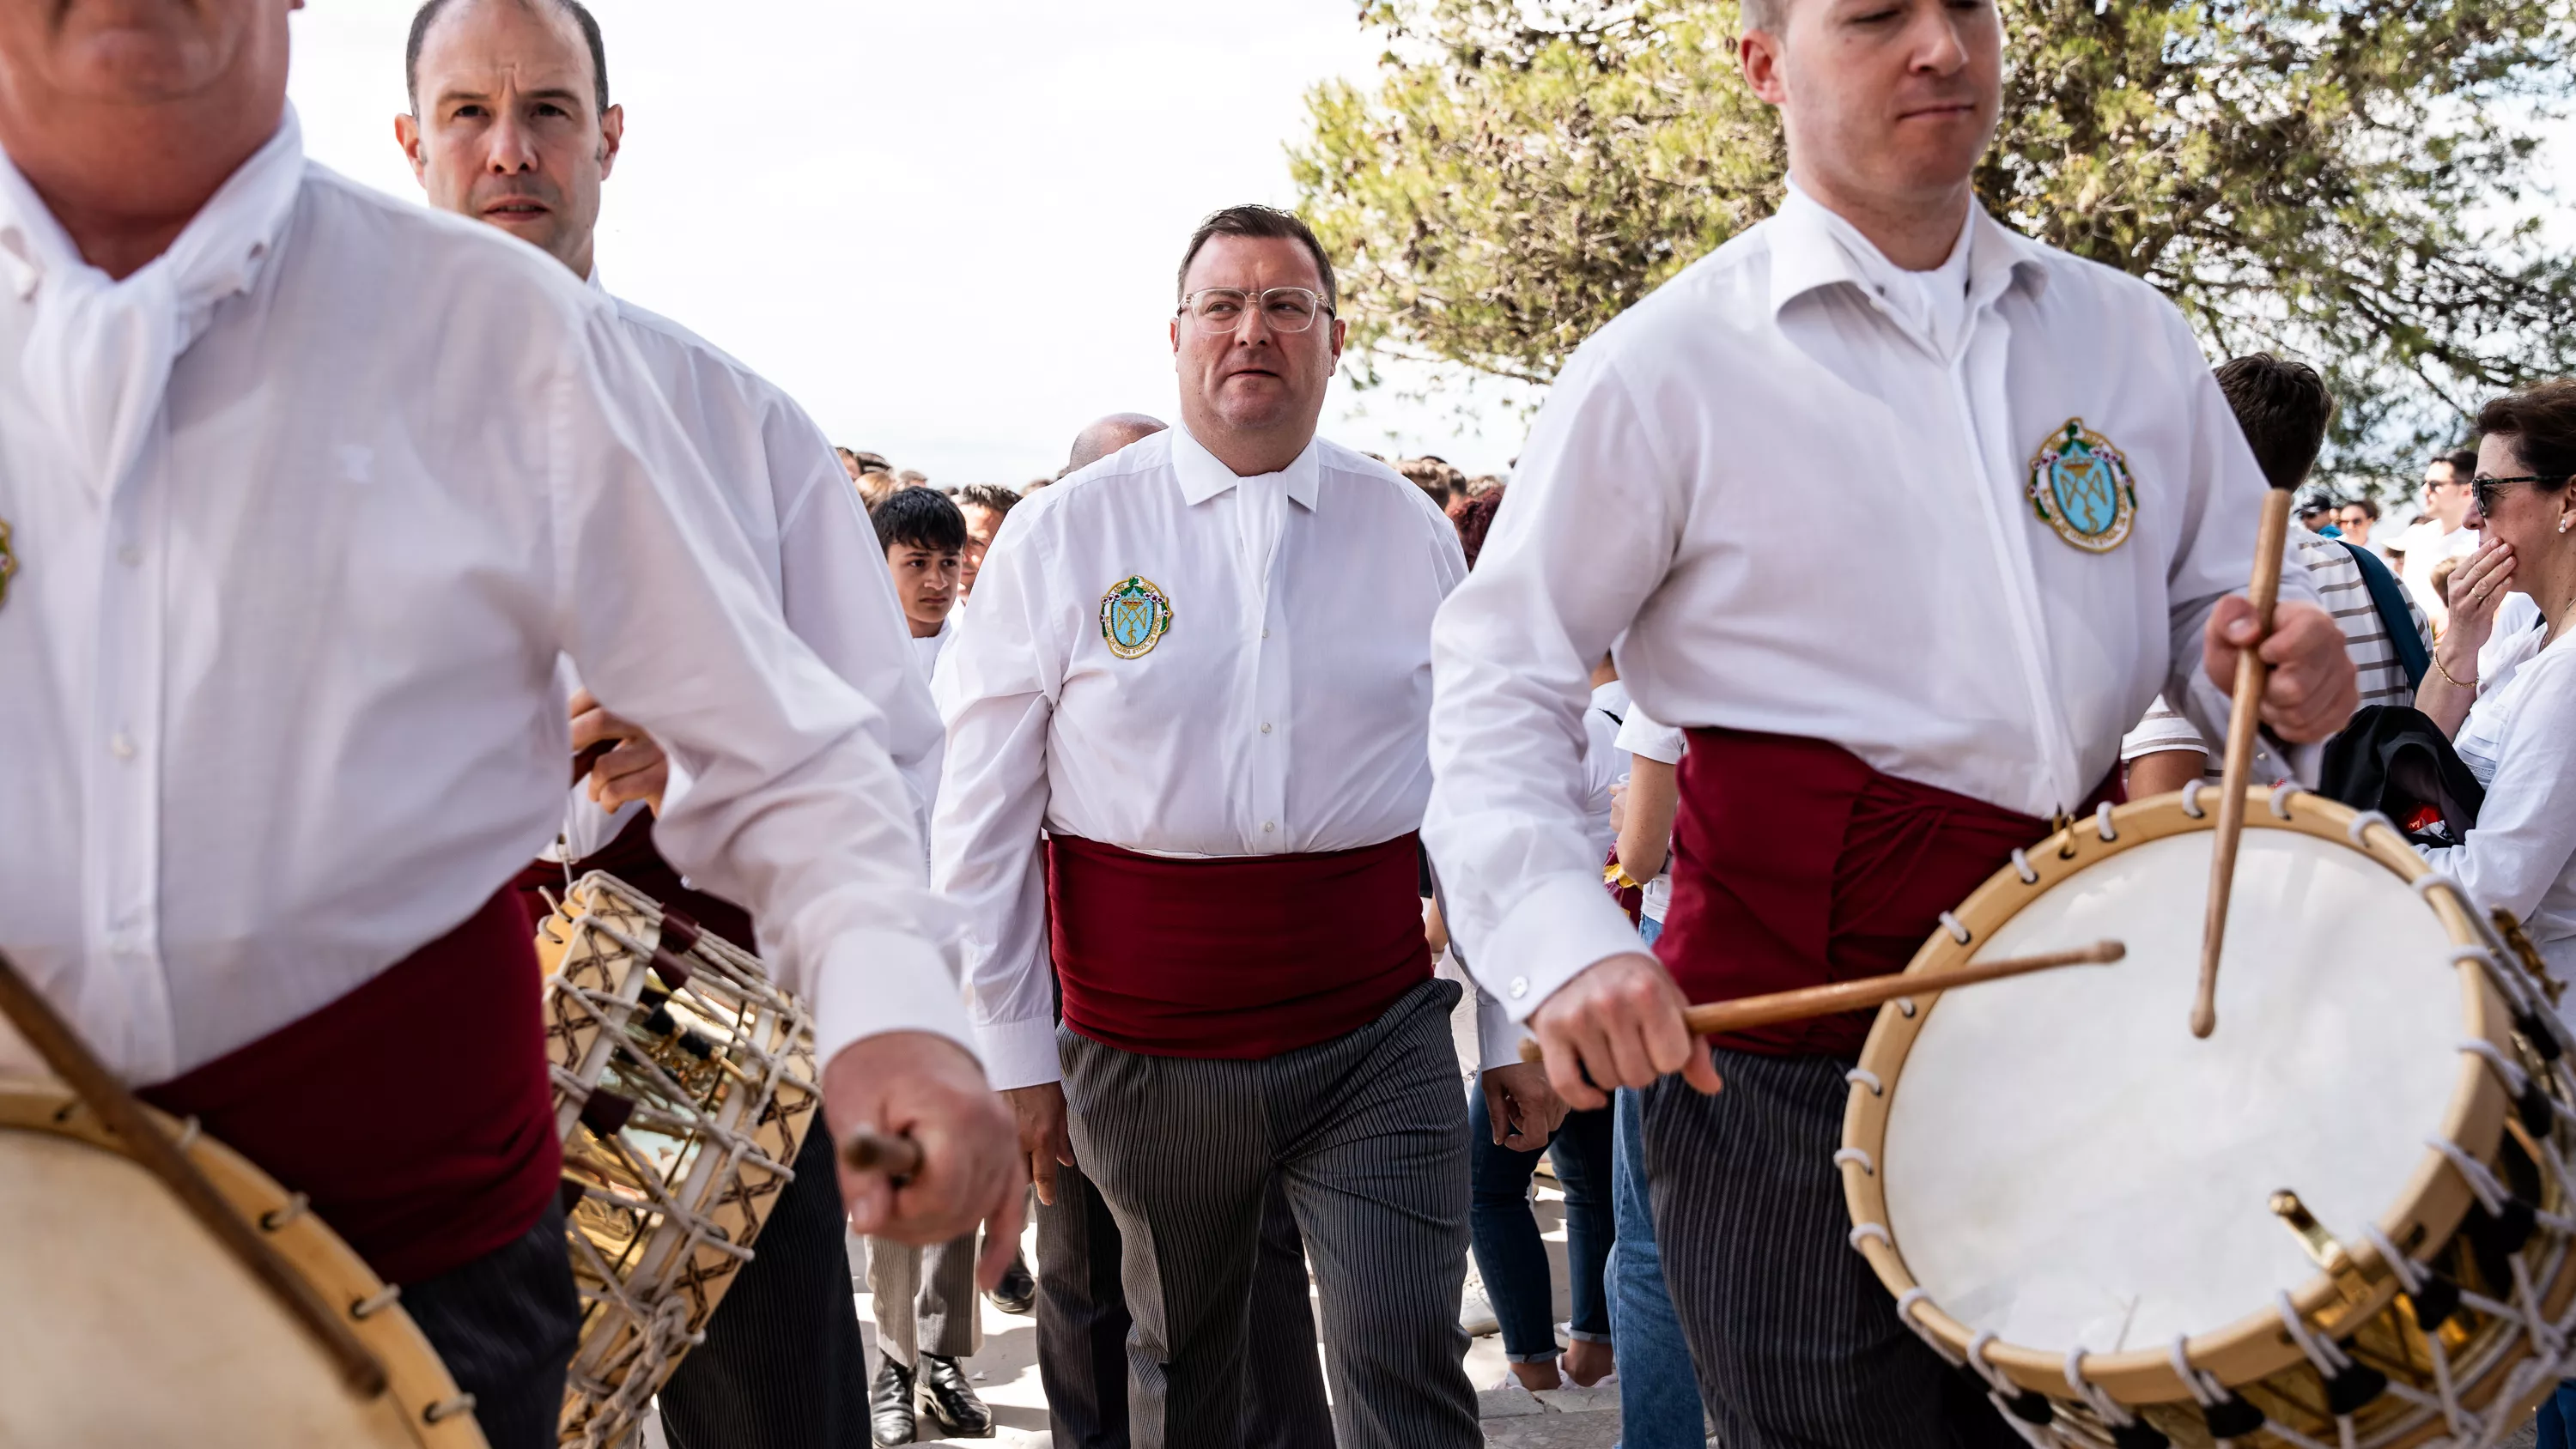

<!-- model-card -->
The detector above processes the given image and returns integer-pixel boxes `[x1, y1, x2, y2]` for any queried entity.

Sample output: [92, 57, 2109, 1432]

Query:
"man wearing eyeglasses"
[931, 204, 1488, 1448]
[2396, 447, 2482, 629]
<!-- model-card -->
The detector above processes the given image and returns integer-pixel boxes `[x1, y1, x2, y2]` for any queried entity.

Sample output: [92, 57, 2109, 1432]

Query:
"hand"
[1524, 952, 1722, 1112]
[825, 1032, 1028, 1291]
[2444, 537, 2517, 658]
[2201, 597, 2358, 743]
[1608, 778, 1631, 835]
[1004, 1082, 1076, 1208]
[569, 688, 670, 815]
[1480, 1061, 1571, 1151]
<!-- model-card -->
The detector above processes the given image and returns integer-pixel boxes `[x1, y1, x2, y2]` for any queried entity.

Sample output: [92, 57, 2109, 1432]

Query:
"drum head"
[0, 1085, 483, 1448]
[1878, 822, 2474, 1358]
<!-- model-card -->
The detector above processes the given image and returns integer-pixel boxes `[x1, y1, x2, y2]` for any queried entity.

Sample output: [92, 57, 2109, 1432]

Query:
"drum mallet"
[0, 948, 390, 1397]
[2196, 475, 2298, 1039]
[1516, 940, 2125, 1064]
[840, 1126, 926, 1183]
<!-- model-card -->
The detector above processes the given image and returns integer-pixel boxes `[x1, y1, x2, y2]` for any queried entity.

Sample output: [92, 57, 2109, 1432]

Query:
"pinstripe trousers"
[1643, 1048, 2021, 1449]
[1036, 1153, 1335, 1449]
[1059, 976, 1482, 1449]
[402, 1200, 582, 1449]
[868, 1230, 983, 1366]
[659, 1113, 873, 1448]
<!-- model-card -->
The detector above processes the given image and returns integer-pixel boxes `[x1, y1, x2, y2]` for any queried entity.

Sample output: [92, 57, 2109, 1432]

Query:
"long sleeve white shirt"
[556, 276, 943, 858]
[929, 426, 1467, 1089]
[0, 119, 965, 1082]
[1425, 183, 2311, 1019]
[2427, 626, 2576, 1006]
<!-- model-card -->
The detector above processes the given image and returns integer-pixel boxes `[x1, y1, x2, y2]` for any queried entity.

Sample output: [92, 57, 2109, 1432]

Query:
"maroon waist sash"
[1046, 833, 1433, 1060]
[510, 811, 756, 950]
[1655, 730, 2114, 1060]
[138, 887, 559, 1287]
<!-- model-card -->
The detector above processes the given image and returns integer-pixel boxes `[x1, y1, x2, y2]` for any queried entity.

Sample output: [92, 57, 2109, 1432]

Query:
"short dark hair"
[2344, 496, 2381, 520]
[1176, 204, 1338, 310]
[955, 483, 1022, 518]
[2213, 354, 2335, 492]
[407, 0, 609, 115]
[2438, 446, 2481, 483]
[2475, 380, 2576, 489]
[872, 486, 968, 555]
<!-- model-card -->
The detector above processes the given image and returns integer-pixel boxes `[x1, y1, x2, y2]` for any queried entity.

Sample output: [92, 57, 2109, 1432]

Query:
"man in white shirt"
[933, 207, 1484, 1448]
[955, 482, 1020, 603]
[1420, 3, 2356, 1444]
[394, 4, 968, 1444]
[2397, 447, 2482, 629]
[0, 6, 1018, 1448]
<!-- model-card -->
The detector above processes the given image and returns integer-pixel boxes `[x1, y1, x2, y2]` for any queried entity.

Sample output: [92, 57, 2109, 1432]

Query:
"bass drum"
[1842, 787, 2576, 1446]
[0, 1079, 488, 1447]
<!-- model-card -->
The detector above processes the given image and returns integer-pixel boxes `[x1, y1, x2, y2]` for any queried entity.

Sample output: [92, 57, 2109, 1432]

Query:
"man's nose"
[485, 113, 540, 173]
[1226, 303, 1276, 349]
[1910, 5, 1971, 72]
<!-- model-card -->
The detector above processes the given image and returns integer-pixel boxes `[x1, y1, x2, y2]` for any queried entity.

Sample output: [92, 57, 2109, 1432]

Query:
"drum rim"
[1840, 787, 2508, 1405]
[0, 1078, 488, 1448]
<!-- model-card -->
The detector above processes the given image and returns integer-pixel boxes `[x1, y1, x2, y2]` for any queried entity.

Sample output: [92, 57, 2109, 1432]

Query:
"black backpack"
[2319, 705, 2484, 848]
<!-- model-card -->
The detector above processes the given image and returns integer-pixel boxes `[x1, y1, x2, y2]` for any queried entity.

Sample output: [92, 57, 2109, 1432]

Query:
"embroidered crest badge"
[2026, 418, 2140, 554]
[1098, 574, 1174, 660]
[0, 516, 15, 610]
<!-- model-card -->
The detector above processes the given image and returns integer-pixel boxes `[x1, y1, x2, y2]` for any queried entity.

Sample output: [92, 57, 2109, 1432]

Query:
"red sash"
[138, 888, 558, 1286]
[1046, 833, 1433, 1060]
[510, 811, 756, 951]
[1656, 731, 2114, 1059]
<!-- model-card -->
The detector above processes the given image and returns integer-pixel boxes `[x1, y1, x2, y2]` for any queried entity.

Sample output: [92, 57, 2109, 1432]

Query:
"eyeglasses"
[2471, 473, 2566, 517]
[1178, 287, 1335, 335]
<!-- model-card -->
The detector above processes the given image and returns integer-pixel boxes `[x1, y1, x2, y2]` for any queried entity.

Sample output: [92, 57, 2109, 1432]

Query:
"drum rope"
[1966, 1331, 2069, 1447]
[2094, 800, 2119, 840]
[2181, 780, 2208, 819]
[1844, 1067, 1883, 1096]
[1938, 911, 1971, 945]
[1831, 1148, 1874, 1177]
[2009, 847, 2039, 884]
[2269, 782, 2301, 819]
[2058, 1348, 2136, 1428]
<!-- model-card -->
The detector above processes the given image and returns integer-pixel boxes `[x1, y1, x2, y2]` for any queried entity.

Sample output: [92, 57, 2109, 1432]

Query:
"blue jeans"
[1608, 1085, 1703, 1449]
[1468, 1086, 1613, 1360]
[2540, 1380, 2576, 1446]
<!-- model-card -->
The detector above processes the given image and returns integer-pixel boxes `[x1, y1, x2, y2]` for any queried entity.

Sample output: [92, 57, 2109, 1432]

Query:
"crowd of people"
[9, 2, 2576, 1449]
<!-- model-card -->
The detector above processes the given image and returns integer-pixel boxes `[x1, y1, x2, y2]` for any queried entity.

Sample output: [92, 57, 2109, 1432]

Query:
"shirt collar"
[0, 103, 305, 305]
[1765, 177, 2048, 320]
[1169, 421, 1323, 512]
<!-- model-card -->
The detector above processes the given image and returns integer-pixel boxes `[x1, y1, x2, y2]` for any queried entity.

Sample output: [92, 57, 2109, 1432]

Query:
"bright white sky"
[285, 0, 1530, 485]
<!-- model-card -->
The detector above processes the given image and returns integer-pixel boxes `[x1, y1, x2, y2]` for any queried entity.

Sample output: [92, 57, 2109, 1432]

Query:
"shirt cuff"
[1474, 987, 1528, 1071]
[971, 1014, 1063, 1091]
[1469, 868, 1655, 1023]
[811, 927, 982, 1075]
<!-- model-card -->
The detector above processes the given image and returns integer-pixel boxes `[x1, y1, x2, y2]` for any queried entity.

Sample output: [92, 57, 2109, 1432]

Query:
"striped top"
[2122, 531, 2432, 777]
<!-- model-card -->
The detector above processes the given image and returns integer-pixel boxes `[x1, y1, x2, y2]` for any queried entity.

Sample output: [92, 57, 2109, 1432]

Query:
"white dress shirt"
[2397, 519, 2477, 628]
[930, 425, 1467, 1089]
[2428, 625, 2576, 1012]
[555, 276, 943, 858]
[1425, 182, 2311, 1018]
[0, 115, 963, 1082]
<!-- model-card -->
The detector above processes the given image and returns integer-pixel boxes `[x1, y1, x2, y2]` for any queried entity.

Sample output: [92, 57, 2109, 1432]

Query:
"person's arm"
[2417, 537, 2515, 738]
[2126, 749, 2208, 797]
[1425, 346, 1720, 1110]
[2120, 696, 2209, 798]
[1615, 756, 1678, 884]
[2423, 652, 2576, 925]
[927, 502, 1074, 1203]
[542, 302, 1018, 1270]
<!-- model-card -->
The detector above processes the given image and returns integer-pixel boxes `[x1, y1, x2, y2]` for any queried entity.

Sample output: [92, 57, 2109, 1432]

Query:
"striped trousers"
[868, 1229, 982, 1367]
[1059, 976, 1481, 1449]
[401, 1200, 582, 1449]
[1643, 1048, 2020, 1449]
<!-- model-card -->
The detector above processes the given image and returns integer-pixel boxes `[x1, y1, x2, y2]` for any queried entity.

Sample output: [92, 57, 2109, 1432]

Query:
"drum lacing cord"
[422, 1392, 477, 1424]
[2427, 1137, 2573, 1360]
[173, 1115, 203, 1152]
[1892, 1288, 1964, 1367]
[1832, 1147, 1874, 1177]
[2269, 782, 2302, 819]
[2009, 848, 2039, 884]
[2269, 1295, 2364, 1449]
[1938, 912, 1971, 945]
[2357, 1226, 2478, 1438]
[1847, 1221, 1891, 1252]
[2181, 780, 2208, 820]
[2060, 1349, 2140, 1428]
[1844, 1067, 1883, 1096]
[2095, 801, 2119, 841]
[259, 1192, 311, 1231]
[349, 1283, 401, 1321]
[1966, 1331, 2068, 1447]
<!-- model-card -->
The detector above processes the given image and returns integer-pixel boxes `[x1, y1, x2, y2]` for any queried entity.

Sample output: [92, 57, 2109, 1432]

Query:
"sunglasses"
[2471, 473, 2566, 517]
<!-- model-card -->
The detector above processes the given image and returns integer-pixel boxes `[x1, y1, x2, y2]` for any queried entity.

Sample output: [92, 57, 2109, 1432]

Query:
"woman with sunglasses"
[2415, 385, 2576, 1046]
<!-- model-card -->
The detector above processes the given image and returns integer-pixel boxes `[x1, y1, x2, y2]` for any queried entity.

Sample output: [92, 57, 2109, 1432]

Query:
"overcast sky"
[285, 1, 1532, 485]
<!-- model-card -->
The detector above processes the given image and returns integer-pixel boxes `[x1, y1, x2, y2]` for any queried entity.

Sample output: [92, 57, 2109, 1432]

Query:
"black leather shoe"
[917, 1353, 995, 1438]
[986, 1250, 1036, 1316]
[870, 1355, 916, 1446]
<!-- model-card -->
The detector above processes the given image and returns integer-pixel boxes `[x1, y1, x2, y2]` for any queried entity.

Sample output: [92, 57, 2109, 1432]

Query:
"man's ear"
[1327, 314, 1347, 369]
[1739, 28, 1789, 106]
[597, 103, 625, 180]
[394, 112, 428, 183]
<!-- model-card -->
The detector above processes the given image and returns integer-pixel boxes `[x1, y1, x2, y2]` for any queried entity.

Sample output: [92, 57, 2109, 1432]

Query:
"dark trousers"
[1036, 1153, 1334, 1449]
[1643, 1047, 2020, 1449]
[1468, 1090, 1614, 1359]
[1060, 976, 1482, 1449]
[403, 1200, 583, 1449]
[659, 1117, 872, 1447]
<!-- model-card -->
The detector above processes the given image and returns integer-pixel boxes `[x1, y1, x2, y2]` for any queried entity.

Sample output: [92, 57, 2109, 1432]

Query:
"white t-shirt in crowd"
[2396, 518, 2476, 629]
[1613, 706, 1687, 924]
[1582, 680, 1633, 864]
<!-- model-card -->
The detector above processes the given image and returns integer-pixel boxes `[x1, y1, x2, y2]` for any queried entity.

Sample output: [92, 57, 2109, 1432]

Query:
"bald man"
[398, 3, 969, 1446]
[1066, 412, 1170, 473]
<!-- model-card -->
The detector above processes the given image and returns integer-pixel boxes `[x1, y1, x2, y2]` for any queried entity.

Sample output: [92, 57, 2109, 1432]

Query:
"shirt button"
[117, 544, 142, 567]
[1510, 976, 1529, 1000]
[1261, 628, 1270, 640]
[108, 732, 137, 761]
[1261, 723, 1273, 735]
[1262, 821, 1276, 834]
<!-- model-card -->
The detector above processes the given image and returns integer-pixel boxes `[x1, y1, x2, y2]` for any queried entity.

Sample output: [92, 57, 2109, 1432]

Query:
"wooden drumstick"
[2195, 482, 2298, 1040]
[0, 949, 389, 1397]
[839, 1126, 925, 1182]
[1516, 939, 2125, 1064]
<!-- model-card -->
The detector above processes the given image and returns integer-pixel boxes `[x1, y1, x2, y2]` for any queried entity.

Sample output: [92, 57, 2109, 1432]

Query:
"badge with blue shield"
[1098, 574, 1174, 660]
[2026, 418, 2139, 555]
